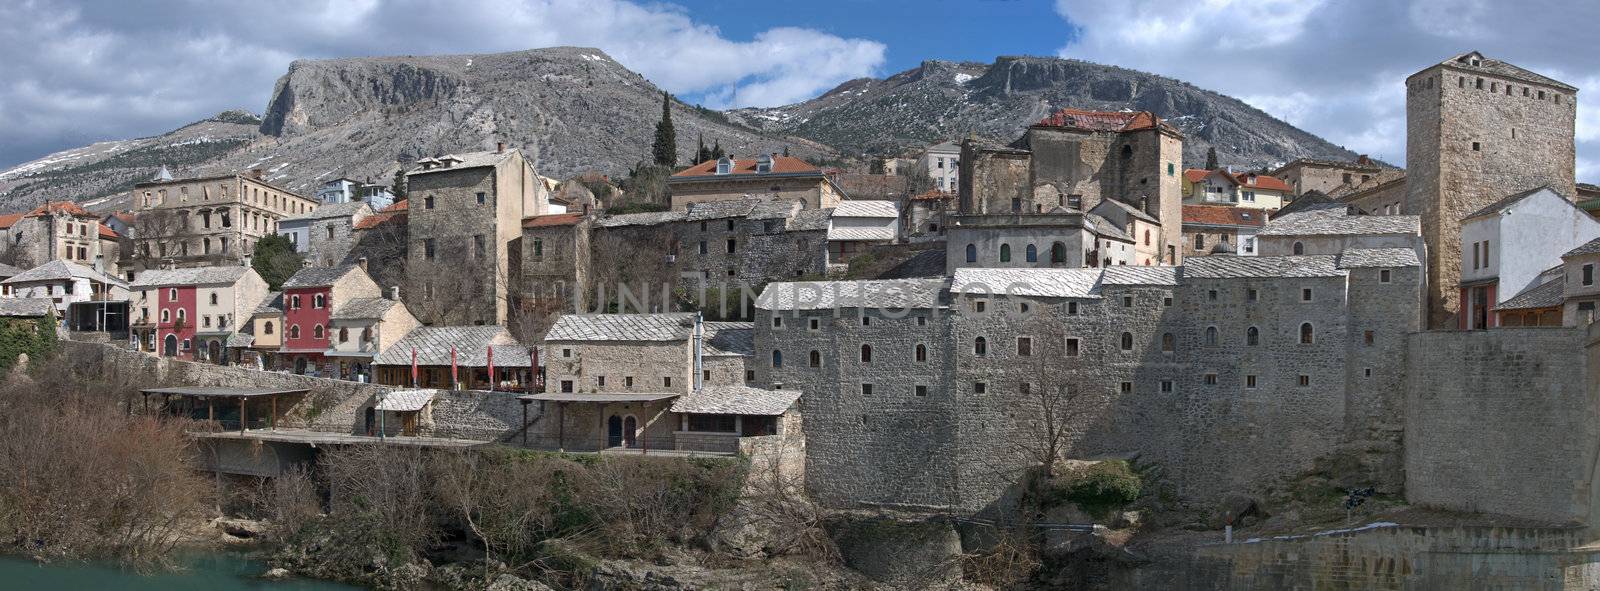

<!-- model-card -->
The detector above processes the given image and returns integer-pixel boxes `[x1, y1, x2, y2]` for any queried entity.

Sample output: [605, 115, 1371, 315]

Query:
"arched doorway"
[207, 340, 221, 364]
[294, 356, 308, 375]
[607, 415, 624, 448]
[163, 334, 178, 357]
[623, 416, 638, 447]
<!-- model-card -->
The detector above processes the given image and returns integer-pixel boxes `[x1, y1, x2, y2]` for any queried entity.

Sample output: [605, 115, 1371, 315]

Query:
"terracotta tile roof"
[1235, 172, 1292, 193]
[111, 212, 136, 224]
[1183, 205, 1267, 228]
[672, 155, 820, 178]
[523, 212, 586, 228]
[0, 213, 24, 230]
[98, 223, 119, 239]
[28, 201, 94, 218]
[1033, 108, 1166, 132]
[353, 199, 407, 230]
[1183, 169, 1211, 183]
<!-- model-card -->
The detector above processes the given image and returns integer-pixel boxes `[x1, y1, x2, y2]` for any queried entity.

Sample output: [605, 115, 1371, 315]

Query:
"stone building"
[276, 201, 372, 267]
[128, 265, 267, 362]
[0, 202, 123, 277]
[827, 200, 899, 261]
[945, 211, 1133, 274]
[1182, 205, 1266, 257]
[905, 190, 953, 242]
[754, 243, 1423, 510]
[0, 260, 128, 330]
[1269, 156, 1383, 196]
[1404, 51, 1578, 328]
[1457, 186, 1600, 329]
[520, 211, 592, 312]
[959, 108, 1184, 265]
[126, 170, 318, 272]
[403, 147, 554, 326]
[1089, 198, 1164, 265]
[374, 325, 533, 390]
[668, 155, 844, 211]
[277, 262, 411, 379]
[588, 199, 831, 296]
[1256, 207, 1423, 258]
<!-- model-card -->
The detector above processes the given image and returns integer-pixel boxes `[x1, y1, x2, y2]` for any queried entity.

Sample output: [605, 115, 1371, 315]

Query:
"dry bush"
[428, 449, 561, 571]
[572, 454, 745, 557]
[313, 445, 438, 568]
[0, 357, 209, 565]
[960, 526, 1042, 589]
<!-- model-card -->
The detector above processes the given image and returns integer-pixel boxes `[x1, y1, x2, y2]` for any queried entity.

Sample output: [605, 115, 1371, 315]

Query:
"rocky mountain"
[0, 47, 824, 213]
[0, 49, 1365, 214]
[729, 56, 1364, 169]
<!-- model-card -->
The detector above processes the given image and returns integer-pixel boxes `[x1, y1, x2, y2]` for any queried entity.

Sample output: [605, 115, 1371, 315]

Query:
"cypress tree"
[1205, 147, 1218, 170]
[653, 91, 677, 167]
[710, 139, 724, 160]
[695, 133, 709, 164]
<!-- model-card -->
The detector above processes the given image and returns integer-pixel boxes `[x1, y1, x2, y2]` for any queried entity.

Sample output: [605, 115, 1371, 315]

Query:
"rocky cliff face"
[730, 56, 1364, 169]
[0, 49, 1362, 214]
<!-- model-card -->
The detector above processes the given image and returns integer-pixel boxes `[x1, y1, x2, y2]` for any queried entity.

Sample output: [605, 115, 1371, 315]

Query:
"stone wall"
[1404, 327, 1599, 524]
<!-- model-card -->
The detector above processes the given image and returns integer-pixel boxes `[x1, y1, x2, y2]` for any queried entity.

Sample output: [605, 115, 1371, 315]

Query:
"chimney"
[496, 141, 506, 154]
[692, 312, 704, 392]
[250, 168, 264, 180]
[242, 253, 253, 269]
[356, 256, 368, 272]
[1140, 196, 1149, 211]
[389, 286, 400, 300]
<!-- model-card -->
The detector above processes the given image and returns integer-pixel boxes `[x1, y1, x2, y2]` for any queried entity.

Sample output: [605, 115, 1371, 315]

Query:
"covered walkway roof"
[518, 392, 678, 403]
[141, 386, 309, 398]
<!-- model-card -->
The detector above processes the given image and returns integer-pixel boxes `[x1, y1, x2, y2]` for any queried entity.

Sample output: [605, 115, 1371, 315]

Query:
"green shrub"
[1050, 461, 1142, 518]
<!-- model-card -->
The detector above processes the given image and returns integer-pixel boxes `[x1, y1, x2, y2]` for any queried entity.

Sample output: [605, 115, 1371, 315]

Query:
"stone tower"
[1405, 51, 1577, 328]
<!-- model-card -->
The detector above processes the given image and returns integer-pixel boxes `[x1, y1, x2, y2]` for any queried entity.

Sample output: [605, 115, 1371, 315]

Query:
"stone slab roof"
[827, 226, 898, 242]
[684, 200, 759, 220]
[1497, 274, 1565, 311]
[375, 326, 530, 367]
[702, 321, 752, 356]
[1565, 237, 1600, 258]
[756, 278, 945, 311]
[1462, 186, 1565, 221]
[0, 298, 55, 317]
[543, 313, 695, 342]
[376, 389, 436, 412]
[1438, 51, 1576, 91]
[1086, 213, 1133, 242]
[788, 208, 834, 232]
[1337, 248, 1421, 268]
[226, 332, 254, 348]
[595, 210, 682, 228]
[1094, 198, 1159, 223]
[6, 260, 127, 287]
[670, 385, 800, 416]
[253, 292, 283, 316]
[407, 149, 520, 177]
[282, 264, 358, 289]
[950, 268, 1101, 299]
[0, 263, 23, 278]
[281, 201, 372, 223]
[1100, 266, 1180, 286]
[1257, 211, 1419, 237]
[834, 200, 899, 218]
[132, 265, 250, 289]
[1183, 255, 1344, 279]
[331, 297, 396, 320]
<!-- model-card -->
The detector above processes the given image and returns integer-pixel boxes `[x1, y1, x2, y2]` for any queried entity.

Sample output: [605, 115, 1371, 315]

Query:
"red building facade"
[156, 286, 197, 359]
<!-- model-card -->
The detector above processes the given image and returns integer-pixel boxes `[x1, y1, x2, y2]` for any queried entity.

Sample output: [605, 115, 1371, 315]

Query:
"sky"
[1, 0, 1596, 181]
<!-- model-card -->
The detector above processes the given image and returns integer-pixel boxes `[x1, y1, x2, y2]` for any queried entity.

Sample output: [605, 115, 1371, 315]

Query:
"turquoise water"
[0, 553, 360, 590]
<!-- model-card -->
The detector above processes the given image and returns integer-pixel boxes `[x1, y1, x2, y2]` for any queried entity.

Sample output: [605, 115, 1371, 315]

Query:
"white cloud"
[1054, 0, 1600, 181]
[0, 0, 885, 168]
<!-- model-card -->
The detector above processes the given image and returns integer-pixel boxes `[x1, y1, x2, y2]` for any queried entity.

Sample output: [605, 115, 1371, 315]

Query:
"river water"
[0, 552, 359, 590]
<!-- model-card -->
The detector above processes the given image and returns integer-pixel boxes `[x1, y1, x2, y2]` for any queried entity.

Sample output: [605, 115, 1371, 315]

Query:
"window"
[314, 294, 325, 308]
[1482, 240, 1490, 265]
[209, 293, 218, 305]
[1066, 302, 1079, 315]
[1364, 330, 1375, 346]
[860, 344, 873, 363]
[745, 370, 755, 382]
[1204, 326, 1218, 345]
[264, 321, 274, 335]
[1163, 296, 1173, 306]
[1120, 332, 1134, 351]
[915, 385, 928, 397]
[808, 317, 820, 330]
[1120, 381, 1133, 394]
[698, 241, 708, 255]
[161, 310, 170, 323]
[1203, 373, 1218, 385]
[1168, 162, 1175, 175]
[424, 195, 435, 209]
[339, 327, 349, 343]
[1292, 242, 1304, 255]
[313, 325, 324, 339]
[560, 380, 574, 393]
[1017, 337, 1032, 356]
[1300, 323, 1314, 344]
[1472, 142, 1480, 152]
[965, 244, 977, 263]
[625, 377, 634, 387]
[1065, 338, 1080, 356]
[562, 348, 572, 358]
[1586, 264, 1596, 286]
[1194, 234, 1205, 250]
[169, 288, 178, 301]
[973, 337, 987, 356]
[771, 350, 783, 367]
[1160, 380, 1174, 393]
[424, 239, 436, 260]
[1122, 296, 1133, 307]
[597, 376, 607, 387]
[1247, 288, 1258, 302]
[476, 191, 486, 204]
[1246, 375, 1257, 389]
[289, 325, 301, 339]
[1298, 375, 1311, 387]
[915, 344, 927, 362]
[861, 384, 873, 396]
[726, 238, 737, 253]
[974, 382, 987, 395]
[1247, 326, 1260, 346]
[474, 235, 486, 260]
[810, 350, 821, 367]
[772, 316, 783, 329]
[917, 316, 927, 326]
[1051, 242, 1067, 263]
[663, 377, 672, 387]
[999, 244, 1012, 263]
[974, 300, 987, 313]
[1207, 289, 1218, 301]
[1380, 269, 1392, 283]
[1301, 288, 1313, 302]
[861, 316, 871, 326]
[1473, 242, 1480, 269]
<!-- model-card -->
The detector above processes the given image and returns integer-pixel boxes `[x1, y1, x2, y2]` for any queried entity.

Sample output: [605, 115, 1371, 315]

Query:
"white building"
[0, 260, 129, 328]
[317, 178, 395, 209]
[917, 141, 961, 193]
[1458, 186, 1600, 330]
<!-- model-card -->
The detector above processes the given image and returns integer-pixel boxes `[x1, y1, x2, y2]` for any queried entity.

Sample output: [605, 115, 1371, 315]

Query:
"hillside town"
[5, 49, 1600, 588]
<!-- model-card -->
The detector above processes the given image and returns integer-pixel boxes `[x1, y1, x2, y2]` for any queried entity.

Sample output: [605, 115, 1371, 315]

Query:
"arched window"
[809, 350, 821, 367]
[314, 294, 326, 309]
[860, 344, 873, 363]
[361, 327, 372, 342]
[771, 350, 783, 367]
[1161, 332, 1175, 352]
[999, 244, 1012, 263]
[965, 244, 977, 263]
[263, 321, 274, 335]
[338, 327, 349, 343]
[161, 310, 170, 323]
[290, 325, 301, 339]
[1300, 323, 1314, 344]
[1050, 242, 1067, 264]
[1246, 326, 1259, 346]
[176, 309, 186, 323]
[974, 337, 987, 356]
[209, 293, 218, 305]
[1195, 234, 1205, 250]
[1143, 229, 1151, 246]
[1025, 244, 1038, 262]
[1205, 326, 1218, 345]
[1120, 145, 1133, 159]
[313, 325, 325, 339]
[915, 344, 927, 362]
[1120, 332, 1134, 351]
[1292, 242, 1305, 255]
